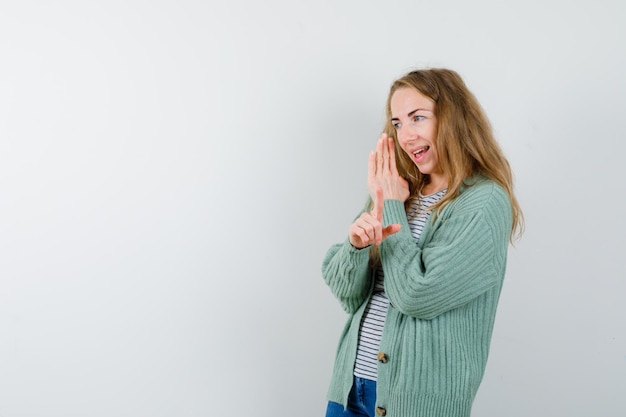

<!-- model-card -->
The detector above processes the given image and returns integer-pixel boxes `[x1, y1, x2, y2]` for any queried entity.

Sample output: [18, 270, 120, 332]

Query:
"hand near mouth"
[368, 133, 410, 203]
[349, 188, 401, 249]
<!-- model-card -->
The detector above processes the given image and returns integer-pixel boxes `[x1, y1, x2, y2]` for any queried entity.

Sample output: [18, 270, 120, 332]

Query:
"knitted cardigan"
[322, 178, 512, 417]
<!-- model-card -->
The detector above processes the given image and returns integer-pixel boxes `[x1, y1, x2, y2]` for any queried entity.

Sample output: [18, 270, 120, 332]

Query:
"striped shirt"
[353, 189, 447, 381]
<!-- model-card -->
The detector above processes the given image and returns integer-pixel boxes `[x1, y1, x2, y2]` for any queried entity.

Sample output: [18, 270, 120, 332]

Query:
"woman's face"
[390, 87, 442, 179]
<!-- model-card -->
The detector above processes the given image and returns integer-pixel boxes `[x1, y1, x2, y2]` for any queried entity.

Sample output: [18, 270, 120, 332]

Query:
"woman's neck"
[421, 175, 448, 195]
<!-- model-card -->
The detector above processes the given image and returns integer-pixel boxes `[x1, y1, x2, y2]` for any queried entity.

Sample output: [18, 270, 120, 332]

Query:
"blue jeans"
[325, 377, 376, 417]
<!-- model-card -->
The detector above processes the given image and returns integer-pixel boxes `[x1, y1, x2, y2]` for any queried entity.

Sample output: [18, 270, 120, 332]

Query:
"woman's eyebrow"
[391, 108, 430, 120]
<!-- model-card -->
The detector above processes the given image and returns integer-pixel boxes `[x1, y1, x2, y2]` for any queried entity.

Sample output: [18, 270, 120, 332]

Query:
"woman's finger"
[376, 138, 384, 176]
[349, 216, 371, 248]
[368, 150, 376, 181]
[372, 187, 384, 224]
[373, 188, 386, 245]
[349, 212, 383, 248]
[382, 223, 401, 239]
[381, 134, 390, 173]
[387, 136, 399, 175]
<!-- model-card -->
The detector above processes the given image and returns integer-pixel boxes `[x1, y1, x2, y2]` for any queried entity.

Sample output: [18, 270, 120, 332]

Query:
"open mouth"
[413, 146, 430, 156]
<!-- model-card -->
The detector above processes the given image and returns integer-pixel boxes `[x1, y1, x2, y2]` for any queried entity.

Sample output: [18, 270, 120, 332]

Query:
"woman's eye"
[392, 122, 401, 129]
[413, 115, 425, 122]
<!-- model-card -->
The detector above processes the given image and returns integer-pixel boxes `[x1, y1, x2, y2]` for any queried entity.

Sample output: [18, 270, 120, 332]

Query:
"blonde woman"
[323, 68, 523, 417]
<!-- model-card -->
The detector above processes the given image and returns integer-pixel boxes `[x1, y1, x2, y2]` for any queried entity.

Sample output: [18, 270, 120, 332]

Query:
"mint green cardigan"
[322, 178, 512, 417]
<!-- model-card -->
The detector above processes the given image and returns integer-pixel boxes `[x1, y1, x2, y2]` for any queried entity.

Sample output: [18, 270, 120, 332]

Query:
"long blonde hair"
[369, 68, 523, 243]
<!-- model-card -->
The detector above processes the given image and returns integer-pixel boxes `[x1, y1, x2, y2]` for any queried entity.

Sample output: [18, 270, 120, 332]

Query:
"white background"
[1, 1, 625, 416]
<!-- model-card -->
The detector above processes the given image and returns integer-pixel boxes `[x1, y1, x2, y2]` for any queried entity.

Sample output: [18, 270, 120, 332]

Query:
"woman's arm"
[322, 240, 373, 314]
[380, 184, 512, 319]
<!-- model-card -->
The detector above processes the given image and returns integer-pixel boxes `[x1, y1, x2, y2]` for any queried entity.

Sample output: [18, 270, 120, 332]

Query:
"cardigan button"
[377, 352, 388, 363]
[375, 406, 387, 416]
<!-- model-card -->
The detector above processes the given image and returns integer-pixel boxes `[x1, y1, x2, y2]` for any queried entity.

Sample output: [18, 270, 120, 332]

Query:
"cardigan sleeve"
[321, 239, 373, 314]
[380, 184, 512, 320]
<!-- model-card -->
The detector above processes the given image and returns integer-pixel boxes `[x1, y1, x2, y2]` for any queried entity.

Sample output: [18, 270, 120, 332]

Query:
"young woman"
[322, 68, 523, 417]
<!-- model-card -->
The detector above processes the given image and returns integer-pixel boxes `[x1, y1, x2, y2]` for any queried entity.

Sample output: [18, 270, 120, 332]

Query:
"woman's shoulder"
[461, 176, 506, 196]
[450, 176, 511, 214]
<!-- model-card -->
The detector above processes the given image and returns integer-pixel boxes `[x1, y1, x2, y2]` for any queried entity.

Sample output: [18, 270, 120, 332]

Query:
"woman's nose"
[397, 126, 415, 143]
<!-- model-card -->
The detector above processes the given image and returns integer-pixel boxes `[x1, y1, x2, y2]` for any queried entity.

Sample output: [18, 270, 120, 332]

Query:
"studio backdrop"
[0, 1, 624, 416]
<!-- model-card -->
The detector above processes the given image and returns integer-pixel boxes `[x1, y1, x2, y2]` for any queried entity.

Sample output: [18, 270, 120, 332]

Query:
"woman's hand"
[349, 188, 401, 249]
[368, 133, 410, 203]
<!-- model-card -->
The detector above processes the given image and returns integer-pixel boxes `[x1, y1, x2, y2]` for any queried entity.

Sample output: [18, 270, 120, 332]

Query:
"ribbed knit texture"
[322, 178, 512, 417]
[354, 189, 446, 381]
